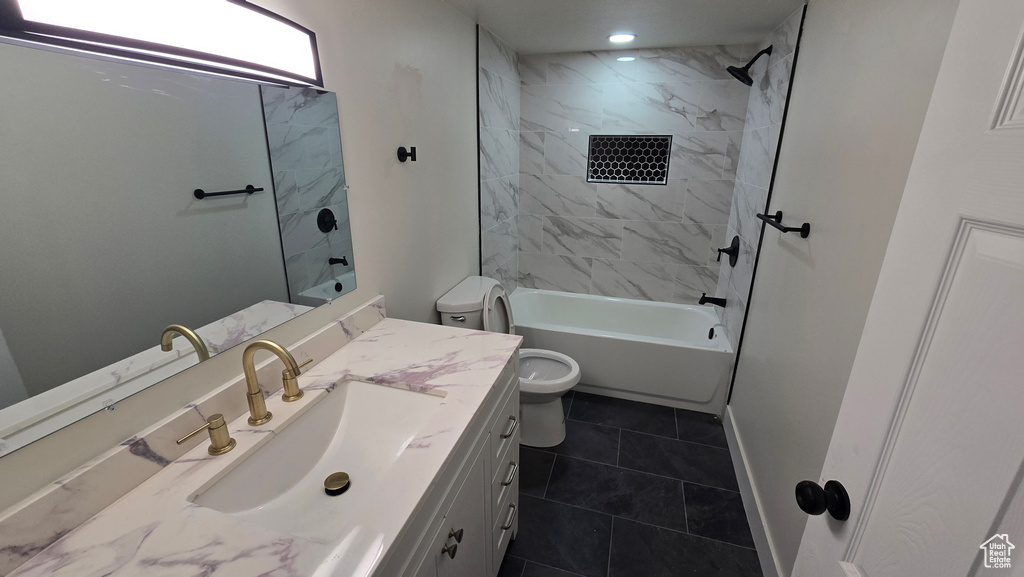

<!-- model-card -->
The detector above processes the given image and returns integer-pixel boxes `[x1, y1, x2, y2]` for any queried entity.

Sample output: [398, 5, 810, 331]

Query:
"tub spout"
[699, 293, 727, 308]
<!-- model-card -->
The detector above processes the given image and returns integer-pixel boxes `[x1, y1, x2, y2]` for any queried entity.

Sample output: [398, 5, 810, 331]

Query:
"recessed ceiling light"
[609, 33, 636, 43]
[617, 56, 636, 62]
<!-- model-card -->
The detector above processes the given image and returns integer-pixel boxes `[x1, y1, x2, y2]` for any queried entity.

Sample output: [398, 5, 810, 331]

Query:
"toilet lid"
[482, 284, 515, 335]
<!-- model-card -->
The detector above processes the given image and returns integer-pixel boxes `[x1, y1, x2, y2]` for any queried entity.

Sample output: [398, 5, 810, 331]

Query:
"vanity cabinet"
[415, 455, 486, 577]
[386, 354, 521, 577]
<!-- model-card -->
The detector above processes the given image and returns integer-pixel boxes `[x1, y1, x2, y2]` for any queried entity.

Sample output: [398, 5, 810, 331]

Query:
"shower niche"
[586, 135, 672, 185]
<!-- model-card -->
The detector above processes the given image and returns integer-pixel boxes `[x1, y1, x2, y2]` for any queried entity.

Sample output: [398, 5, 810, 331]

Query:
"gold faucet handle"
[281, 358, 313, 403]
[284, 357, 314, 379]
[176, 414, 236, 455]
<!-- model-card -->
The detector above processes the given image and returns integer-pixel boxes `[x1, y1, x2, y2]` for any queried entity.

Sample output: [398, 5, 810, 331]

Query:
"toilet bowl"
[437, 276, 581, 447]
[518, 348, 580, 447]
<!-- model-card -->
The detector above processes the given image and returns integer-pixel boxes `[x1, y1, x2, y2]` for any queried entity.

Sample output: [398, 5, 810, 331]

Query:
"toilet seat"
[482, 283, 515, 334]
[481, 286, 580, 398]
[518, 348, 580, 396]
[435, 276, 581, 448]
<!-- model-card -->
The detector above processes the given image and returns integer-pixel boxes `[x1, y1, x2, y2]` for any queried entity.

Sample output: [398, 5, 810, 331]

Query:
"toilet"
[437, 276, 580, 447]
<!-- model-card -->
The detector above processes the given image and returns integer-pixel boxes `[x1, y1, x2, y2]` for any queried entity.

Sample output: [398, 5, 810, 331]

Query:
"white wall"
[0, 328, 27, 409]
[255, 0, 480, 323]
[0, 0, 479, 510]
[727, 0, 960, 574]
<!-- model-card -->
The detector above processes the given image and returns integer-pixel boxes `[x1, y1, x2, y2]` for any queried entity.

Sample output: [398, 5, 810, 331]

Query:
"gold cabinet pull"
[500, 415, 519, 439]
[501, 503, 517, 530]
[176, 414, 235, 455]
[501, 461, 518, 486]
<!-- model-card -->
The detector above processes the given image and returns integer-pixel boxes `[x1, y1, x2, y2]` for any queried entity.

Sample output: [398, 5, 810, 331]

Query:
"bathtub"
[509, 288, 734, 415]
[293, 271, 357, 307]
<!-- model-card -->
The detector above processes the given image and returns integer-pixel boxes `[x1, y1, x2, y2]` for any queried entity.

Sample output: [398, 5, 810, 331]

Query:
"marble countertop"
[8, 318, 521, 577]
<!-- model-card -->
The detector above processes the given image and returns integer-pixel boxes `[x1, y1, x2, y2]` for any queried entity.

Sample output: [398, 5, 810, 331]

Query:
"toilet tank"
[436, 276, 501, 330]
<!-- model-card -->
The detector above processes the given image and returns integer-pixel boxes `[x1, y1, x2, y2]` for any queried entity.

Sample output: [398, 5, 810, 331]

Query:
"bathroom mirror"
[261, 86, 357, 307]
[0, 41, 355, 456]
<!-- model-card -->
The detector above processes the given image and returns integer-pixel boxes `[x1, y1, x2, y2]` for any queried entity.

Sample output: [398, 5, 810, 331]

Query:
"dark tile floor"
[499, 391, 762, 577]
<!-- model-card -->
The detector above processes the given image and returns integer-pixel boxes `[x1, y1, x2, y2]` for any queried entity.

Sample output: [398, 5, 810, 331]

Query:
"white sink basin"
[191, 380, 444, 541]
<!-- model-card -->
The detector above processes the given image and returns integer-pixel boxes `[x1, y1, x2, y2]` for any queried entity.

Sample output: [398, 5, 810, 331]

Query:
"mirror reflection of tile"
[0, 42, 355, 455]
[261, 86, 356, 303]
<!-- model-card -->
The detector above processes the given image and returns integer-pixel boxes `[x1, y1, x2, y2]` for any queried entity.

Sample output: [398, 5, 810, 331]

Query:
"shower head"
[727, 45, 774, 86]
[727, 65, 754, 86]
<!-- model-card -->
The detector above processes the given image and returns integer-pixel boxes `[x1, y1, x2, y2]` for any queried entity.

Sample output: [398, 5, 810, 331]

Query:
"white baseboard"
[723, 406, 784, 577]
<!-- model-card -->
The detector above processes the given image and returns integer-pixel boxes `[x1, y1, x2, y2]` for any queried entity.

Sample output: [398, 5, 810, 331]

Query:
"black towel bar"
[193, 184, 263, 200]
[757, 211, 810, 238]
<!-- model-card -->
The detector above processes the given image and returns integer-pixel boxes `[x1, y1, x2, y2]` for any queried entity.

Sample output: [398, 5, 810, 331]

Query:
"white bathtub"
[509, 288, 734, 415]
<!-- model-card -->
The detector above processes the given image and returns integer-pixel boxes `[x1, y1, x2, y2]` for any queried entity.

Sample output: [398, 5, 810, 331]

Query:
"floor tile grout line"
[681, 479, 689, 535]
[541, 453, 558, 499]
[503, 555, 529, 577]
[564, 415, 677, 442]
[536, 481, 753, 549]
[562, 417, 630, 434]
[616, 428, 621, 467]
[530, 492, 687, 537]
[608, 512, 759, 552]
[523, 559, 586, 577]
[530, 449, 741, 493]
[521, 491, 758, 553]
[674, 407, 680, 440]
[620, 425, 733, 451]
[607, 516, 615, 577]
[563, 417, 729, 450]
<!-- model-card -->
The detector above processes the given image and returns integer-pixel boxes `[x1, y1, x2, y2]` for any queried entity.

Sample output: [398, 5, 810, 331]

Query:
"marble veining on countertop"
[8, 318, 521, 577]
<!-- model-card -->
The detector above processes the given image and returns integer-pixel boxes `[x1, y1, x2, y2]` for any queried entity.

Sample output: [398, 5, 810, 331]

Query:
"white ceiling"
[444, 0, 806, 54]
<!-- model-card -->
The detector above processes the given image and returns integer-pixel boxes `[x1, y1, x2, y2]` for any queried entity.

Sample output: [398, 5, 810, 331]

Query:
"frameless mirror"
[0, 41, 355, 456]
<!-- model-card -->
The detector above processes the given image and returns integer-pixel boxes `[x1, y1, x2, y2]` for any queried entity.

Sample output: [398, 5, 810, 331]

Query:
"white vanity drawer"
[488, 388, 519, 466]
[491, 446, 520, 513]
[491, 476, 518, 562]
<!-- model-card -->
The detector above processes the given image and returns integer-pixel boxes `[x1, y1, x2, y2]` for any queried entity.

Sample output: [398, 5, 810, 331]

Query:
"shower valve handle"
[716, 236, 741, 267]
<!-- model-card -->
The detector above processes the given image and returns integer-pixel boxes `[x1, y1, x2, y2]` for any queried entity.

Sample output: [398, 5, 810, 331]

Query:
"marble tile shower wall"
[479, 27, 521, 293]
[715, 7, 804, 350]
[517, 45, 757, 303]
[261, 86, 352, 299]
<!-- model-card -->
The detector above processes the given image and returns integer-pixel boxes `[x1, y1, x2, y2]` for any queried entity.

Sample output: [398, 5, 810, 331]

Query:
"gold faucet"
[241, 340, 313, 425]
[176, 414, 235, 455]
[161, 324, 210, 361]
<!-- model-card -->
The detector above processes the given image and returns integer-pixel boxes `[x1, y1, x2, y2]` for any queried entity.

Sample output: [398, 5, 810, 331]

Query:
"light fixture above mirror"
[0, 0, 323, 86]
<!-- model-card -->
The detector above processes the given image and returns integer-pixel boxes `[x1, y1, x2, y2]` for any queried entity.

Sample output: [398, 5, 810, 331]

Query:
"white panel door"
[794, 0, 1024, 575]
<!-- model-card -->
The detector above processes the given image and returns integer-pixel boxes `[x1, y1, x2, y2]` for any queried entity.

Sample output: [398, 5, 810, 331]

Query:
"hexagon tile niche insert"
[587, 135, 673, 185]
